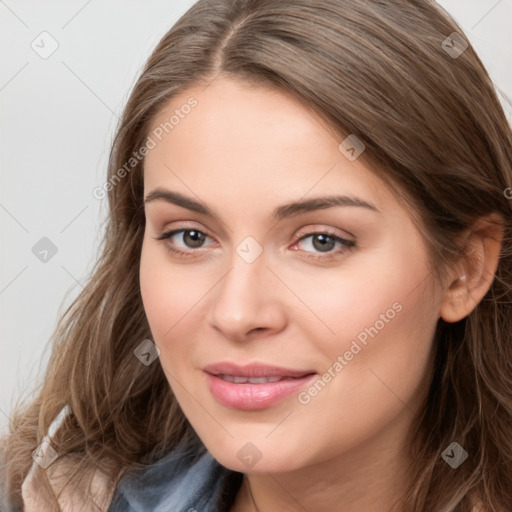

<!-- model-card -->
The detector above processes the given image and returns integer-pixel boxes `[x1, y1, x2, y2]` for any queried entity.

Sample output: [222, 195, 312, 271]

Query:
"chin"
[203, 436, 309, 474]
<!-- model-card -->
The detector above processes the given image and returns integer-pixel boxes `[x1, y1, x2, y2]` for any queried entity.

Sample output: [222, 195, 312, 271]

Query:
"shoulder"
[18, 405, 116, 512]
[21, 455, 117, 512]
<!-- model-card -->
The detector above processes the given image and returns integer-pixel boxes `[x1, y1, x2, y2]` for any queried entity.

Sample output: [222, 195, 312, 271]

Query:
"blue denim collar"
[107, 438, 243, 512]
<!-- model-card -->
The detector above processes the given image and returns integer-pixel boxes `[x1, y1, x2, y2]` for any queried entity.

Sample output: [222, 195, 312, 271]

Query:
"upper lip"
[203, 362, 316, 378]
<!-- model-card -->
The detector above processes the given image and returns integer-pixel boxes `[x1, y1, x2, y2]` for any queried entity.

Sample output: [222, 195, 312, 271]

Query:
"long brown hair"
[2, 0, 512, 510]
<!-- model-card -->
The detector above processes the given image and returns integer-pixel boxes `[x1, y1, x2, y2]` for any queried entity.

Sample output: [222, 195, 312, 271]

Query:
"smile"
[205, 371, 317, 410]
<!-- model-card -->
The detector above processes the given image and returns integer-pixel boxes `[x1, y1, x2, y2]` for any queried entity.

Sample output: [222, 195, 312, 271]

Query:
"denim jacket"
[107, 438, 243, 512]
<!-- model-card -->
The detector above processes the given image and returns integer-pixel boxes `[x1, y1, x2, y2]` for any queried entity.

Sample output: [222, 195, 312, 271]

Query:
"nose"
[207, 246, 287, 342]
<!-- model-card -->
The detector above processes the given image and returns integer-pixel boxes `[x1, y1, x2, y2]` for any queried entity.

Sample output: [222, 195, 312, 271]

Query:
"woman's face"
[139, 77, 443, 473]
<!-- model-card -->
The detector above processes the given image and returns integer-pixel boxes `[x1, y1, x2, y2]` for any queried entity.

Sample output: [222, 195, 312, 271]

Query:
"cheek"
[139, 241, 212, 386]
[326, 238, 435, 355]
[292, 240, 437, 408]
[284, 285, 436, 465]
[278, 242, 430, 362]
[300, 278, 435, 427]
[140, 241, 197, 340]
[139, 244, 170, 336]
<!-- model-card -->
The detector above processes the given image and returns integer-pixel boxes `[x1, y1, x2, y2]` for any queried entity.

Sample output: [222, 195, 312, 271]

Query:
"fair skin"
[139, 77, 502, 512]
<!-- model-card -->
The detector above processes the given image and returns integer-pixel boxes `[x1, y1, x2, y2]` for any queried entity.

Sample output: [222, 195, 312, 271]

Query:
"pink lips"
[203, 362, 316, 410]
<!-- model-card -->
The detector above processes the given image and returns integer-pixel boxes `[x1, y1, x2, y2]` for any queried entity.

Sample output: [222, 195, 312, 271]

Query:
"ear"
[440, 213, 504, 323]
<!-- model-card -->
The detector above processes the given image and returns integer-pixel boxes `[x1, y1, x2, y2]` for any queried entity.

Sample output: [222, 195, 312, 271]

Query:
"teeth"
[219, 375, 284, 384]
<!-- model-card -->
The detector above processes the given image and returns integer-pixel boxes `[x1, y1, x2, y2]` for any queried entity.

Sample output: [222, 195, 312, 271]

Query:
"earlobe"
[439, 213, 504, 323]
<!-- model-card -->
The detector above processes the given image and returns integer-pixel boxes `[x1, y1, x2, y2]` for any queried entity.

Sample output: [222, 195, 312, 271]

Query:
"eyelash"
[153, 226, 356, 261]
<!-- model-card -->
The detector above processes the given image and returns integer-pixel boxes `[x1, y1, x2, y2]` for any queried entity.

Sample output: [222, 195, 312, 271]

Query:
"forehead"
[143, 77, 394, 214]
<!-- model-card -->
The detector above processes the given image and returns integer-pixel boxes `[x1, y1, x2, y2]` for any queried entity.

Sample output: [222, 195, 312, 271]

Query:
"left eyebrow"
[144, 188, 381, 221]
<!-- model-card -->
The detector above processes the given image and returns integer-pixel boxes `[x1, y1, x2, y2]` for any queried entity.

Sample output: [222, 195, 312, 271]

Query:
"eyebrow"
[144, 187, 380, 221]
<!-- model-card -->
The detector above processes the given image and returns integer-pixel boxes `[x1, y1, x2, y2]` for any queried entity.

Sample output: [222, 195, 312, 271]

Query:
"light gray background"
[1, 0, 511, 435]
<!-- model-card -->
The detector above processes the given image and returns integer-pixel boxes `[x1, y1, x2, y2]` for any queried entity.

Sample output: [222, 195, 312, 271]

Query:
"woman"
[1, 0, 511, 510]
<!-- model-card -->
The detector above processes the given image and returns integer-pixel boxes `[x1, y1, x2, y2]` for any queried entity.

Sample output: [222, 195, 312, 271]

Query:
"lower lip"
[205, 373, 317, 410]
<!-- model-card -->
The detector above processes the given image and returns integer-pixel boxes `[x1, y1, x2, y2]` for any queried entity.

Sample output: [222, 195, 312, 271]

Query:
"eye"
[292, 230, 355, 260]
[154, 228, 214, 257]
[153, 227, 356, 260]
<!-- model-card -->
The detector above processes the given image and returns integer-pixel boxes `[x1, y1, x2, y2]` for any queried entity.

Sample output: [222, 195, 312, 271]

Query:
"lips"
[203, 361, 317, 410]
